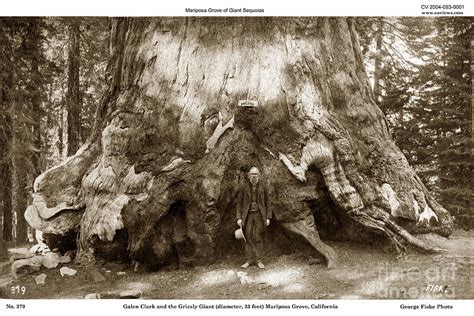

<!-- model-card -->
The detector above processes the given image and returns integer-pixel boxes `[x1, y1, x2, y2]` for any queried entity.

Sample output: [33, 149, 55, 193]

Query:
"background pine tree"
[0, 17, 109, 252]
[355, 17, 473, 229]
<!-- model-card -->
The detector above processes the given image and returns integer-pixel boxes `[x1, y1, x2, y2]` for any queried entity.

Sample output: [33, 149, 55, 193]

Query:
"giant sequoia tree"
[25, 17, 454, 268]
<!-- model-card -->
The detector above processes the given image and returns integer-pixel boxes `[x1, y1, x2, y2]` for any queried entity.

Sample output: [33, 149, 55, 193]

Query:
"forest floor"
[0, 230, 472, 300]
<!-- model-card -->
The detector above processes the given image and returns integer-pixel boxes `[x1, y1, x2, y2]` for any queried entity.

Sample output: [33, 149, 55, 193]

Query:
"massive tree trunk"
[26, 17, 453, 268]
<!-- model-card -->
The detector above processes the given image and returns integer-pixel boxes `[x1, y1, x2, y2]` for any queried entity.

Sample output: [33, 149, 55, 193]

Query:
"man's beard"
[250, 178, 259, 185]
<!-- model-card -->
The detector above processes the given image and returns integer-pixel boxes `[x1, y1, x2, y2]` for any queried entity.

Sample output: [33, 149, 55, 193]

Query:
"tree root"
[281, 216, 338, 268]
[278, 130, 452, 256]
[349, 208, 447, 253]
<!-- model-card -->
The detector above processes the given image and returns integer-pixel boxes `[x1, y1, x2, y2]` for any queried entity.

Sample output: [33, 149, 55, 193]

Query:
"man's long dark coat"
[236, 181, 272, 226]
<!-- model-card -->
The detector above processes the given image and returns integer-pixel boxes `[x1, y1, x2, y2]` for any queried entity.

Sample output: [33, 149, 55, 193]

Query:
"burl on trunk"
[25, 17, 453, 268]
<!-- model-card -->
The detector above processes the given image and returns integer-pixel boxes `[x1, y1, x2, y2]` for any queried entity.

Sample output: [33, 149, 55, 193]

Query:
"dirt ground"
[0, 230, 472, 300]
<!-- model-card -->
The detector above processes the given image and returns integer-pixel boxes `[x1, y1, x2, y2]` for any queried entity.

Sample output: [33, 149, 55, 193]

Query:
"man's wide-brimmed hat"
[234, 227, 246, 242]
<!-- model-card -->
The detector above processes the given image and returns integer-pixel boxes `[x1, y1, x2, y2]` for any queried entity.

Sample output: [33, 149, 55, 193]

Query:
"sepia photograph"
[0, 4, 472, 309]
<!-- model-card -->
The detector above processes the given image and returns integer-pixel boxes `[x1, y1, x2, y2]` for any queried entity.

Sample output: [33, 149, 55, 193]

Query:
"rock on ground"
[42, 252, 60, 269]
[34, 273, 47, 285]
[59, 267, 77, 276]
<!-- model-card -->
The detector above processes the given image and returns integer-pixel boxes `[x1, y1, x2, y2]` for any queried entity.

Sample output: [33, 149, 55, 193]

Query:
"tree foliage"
[0, 17, 109, 245]
[355, 17, 472, 228]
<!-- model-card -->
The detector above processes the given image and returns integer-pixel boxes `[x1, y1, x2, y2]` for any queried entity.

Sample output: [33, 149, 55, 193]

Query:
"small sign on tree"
[238, 100, 258, 107]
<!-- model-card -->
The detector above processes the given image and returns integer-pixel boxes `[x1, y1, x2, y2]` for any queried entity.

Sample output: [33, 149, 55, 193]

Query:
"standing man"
[236, 167, 272, 269]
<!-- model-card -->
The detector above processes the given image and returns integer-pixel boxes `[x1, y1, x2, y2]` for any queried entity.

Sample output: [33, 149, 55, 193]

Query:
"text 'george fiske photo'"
[0, 1, 472, 315]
